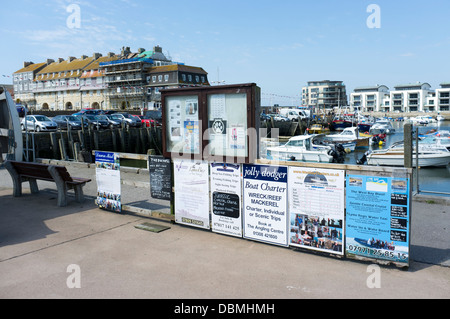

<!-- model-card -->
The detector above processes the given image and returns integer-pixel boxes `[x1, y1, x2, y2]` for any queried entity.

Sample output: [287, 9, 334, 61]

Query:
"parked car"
[21, 115, 58, 132]
[109, 113, 142, 128]
[144, 110, 162, 125]
[52, 115, 86, 130]
[16, 105, 27, 117]
[260, 113, 271, 121]
[101, 115, 122, 129]
[140, 115, 159, 127]
[81, 114, 109, 130]
[77, 109, 103, 116]
[269, 114, 289, 122]
[103, 110, 118, 115]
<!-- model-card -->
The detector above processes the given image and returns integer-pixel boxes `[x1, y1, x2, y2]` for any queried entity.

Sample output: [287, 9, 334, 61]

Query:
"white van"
[278, 108, 309, 121]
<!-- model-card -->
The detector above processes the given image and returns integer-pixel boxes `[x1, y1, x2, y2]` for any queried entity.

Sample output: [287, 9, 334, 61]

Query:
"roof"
[394, 82, 431, 89]
[354, 85, 389, 92]
[147, 64, 208, 75]
[84, 55, 119, 71]
[13, 62, 47, 74]
[36, 57, 95, 81]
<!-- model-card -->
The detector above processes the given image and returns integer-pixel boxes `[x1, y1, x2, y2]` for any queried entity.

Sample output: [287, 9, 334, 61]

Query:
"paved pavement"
[0, 161, 449, 299]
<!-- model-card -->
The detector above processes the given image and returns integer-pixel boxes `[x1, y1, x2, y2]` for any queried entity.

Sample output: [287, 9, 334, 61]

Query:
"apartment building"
[350, 85, 390, 112]
[389, 82, 432, 112]
[302, 80, 347, 110]
[12, 45, 210, 112]
[435, 82, 450, 111]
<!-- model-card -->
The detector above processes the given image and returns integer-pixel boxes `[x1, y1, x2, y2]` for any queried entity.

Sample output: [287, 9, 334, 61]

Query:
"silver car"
[21, 115, 58, 132]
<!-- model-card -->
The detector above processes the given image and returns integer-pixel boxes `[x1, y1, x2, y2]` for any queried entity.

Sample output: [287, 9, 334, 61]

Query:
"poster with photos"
[95, 151, 121, 213]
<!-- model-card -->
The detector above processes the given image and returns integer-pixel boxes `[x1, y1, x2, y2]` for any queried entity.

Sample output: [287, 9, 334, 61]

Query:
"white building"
[350, 85, 390, 112]
[389, 83, 433, 112]
[435, 82, 450, 112]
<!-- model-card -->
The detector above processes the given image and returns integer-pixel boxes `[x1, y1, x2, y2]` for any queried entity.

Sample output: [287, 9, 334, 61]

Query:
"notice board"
[149, 156, 172, 201]
[95, 151, 121, 213]
[345, 171, 411, 266]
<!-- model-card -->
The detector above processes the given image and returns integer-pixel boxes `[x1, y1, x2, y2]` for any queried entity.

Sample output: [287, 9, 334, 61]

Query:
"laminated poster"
[345, 174, 410, 264]
[210, 163, 242, 238]
[95, 151, 121, 213]
[174, 159, 210, 229]
[243, 164, 288, 247]
[288, 167, 345, 255]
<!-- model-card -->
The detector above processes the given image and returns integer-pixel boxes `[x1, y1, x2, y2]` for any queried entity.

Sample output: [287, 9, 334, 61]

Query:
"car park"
[52, 115, 86, 130]
[21, 115, 58, 132]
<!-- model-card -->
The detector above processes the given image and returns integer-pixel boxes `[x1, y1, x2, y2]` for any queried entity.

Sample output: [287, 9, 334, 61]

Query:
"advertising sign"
[149, 156, 172, 201]
[173, 159, 210, 229]
[243, 164, 288, 247]
[345, 174, 410, 264]
[210, 163, 242, 237]
[288, 167, 345, 255]
[95, 151, 121, 213]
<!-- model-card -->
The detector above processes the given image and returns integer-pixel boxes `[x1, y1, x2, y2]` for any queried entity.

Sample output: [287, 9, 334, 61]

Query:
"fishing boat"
[0, 86, 23, 165]
[322, 127, 370, 148]
[306, 123, 330, 134]
[266, 135, 335, 163]
[331, 115, 354, 131]
[364, 140, 450, 167]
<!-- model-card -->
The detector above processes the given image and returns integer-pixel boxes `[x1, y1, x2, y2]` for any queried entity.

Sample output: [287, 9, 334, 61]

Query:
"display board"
[162, 83, 260, 163]
[207, 93, 248, 158]
[149, 156, 172, 201]
[288, 167, 345, 255]
[173, 159, 210, 229]
[345, 173, 411, 265]
[95, 151, 121, 213]
[165, 96, 200, 155]
[210, 163, 242, 237]
[243, 164, 288, 247]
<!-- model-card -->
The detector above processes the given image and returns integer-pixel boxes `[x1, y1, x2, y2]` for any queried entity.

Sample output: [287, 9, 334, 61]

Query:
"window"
[182, 74, 186, 82]
[188, 75, 192, 82]
[158, 75, 162, 82]
[164, 74, 169, 82]
[195, 76, 199, 83]
[152, 76, 156, 82]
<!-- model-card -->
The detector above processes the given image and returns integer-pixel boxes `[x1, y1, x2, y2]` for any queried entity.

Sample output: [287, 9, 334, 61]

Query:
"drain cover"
[135, 222, 170, 233]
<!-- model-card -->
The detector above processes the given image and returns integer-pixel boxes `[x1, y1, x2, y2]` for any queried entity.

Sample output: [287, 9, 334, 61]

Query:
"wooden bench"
[4, 161, 92, 207]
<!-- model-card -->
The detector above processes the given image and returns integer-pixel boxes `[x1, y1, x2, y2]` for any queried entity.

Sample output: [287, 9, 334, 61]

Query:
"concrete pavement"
[0, 161, 449, 299]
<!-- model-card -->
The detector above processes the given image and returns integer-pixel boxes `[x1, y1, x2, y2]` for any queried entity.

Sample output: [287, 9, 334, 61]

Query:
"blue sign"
[345, 174, 410, 264]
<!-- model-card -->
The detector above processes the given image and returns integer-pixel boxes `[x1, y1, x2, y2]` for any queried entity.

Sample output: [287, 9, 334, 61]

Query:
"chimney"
[58, 58, 65, 63]
[107, 52, 115, 58]
[138, 48, 145, 54]
[93, 52, 102, 60]
[81, 55, 88, 60]
[23, 61, 34, 68]
[154, 45, 162, 53]
[68, 56, 76, 62]
[46, 59, 55, 65]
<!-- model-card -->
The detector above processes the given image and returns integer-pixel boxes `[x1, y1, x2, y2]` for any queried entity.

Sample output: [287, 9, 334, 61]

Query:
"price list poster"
[173, 159, 210, 230]
[288, 167, 345, 255]
[210, 163, 242, 238]
[345, 174, 410, 265]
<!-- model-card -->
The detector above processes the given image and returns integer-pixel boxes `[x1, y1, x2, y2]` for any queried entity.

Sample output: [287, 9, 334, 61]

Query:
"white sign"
[243, 164, 288, 247]
[210, 163, 242, 238]
[174, 159, 210, 229]
[288, 167, 345, 255]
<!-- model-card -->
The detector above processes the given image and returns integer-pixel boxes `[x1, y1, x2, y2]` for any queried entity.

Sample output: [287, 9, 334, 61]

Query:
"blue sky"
[1, 0, 450, 106]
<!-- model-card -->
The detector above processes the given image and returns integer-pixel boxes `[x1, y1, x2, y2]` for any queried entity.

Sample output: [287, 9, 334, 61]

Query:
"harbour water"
[346, 120, 450, 195]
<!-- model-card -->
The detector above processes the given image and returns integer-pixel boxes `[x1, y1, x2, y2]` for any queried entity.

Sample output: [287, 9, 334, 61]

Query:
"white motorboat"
[323, 127, 370, 148]
[370, 118, 395, 135]
[0, 87, 23, 164]
[436, 114, 445, 122]
[266, 135, 335, 163]
[365, 140, 450, 167]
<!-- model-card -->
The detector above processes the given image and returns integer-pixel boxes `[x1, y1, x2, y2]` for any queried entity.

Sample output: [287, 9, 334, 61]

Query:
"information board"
[243, 164, 288, 247]
[149, 156, 172, 201]
[210, 163, 242, 237]
[95, 151, 121, 213]
[173, 159, 210, 229]
[345, 174, 410, 265]
[288, 167, 345, 255]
